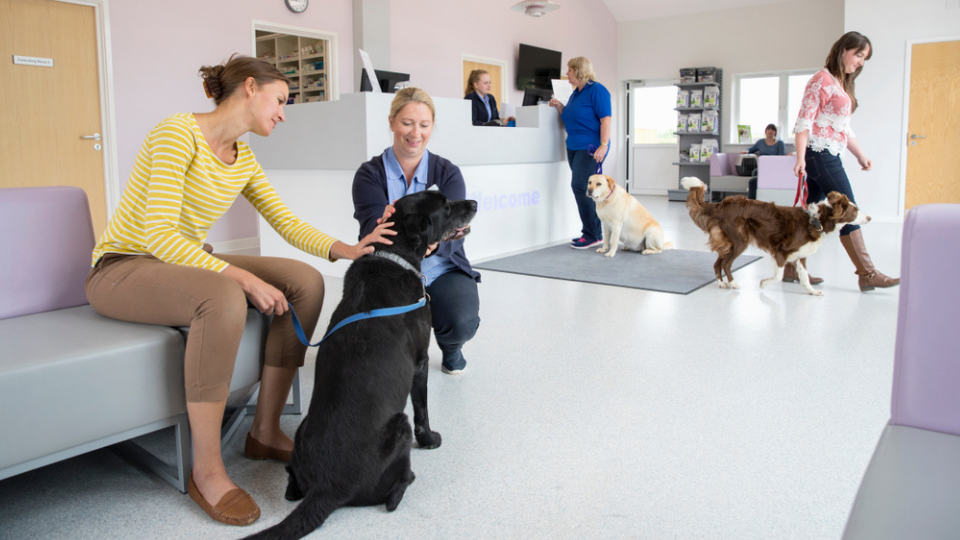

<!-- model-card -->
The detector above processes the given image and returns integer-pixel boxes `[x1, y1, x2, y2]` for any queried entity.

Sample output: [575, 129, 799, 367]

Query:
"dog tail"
[663, 241, 675, 250]
[242, 491, 339, 540]
[680, 177, 712, 232]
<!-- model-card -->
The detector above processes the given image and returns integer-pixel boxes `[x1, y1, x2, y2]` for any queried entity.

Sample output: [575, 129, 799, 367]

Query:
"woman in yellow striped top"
[85, 55, 394, 526]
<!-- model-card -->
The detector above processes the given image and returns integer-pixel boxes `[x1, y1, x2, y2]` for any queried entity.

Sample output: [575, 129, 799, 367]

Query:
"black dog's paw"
[415, 430, 442, 449]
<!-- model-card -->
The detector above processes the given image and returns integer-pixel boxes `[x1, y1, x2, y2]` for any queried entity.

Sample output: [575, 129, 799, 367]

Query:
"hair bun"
[198, 65, 225, 100]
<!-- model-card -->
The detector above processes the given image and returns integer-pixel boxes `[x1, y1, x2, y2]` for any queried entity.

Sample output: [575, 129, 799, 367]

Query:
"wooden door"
[462, 60, 503, 110]
[0, 0, 107, 236]
[905, 40, 960, 209]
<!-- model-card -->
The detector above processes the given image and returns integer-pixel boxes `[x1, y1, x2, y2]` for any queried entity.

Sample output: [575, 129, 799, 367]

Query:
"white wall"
[844, 0, 960, 219]
[616, 0, 842, 187]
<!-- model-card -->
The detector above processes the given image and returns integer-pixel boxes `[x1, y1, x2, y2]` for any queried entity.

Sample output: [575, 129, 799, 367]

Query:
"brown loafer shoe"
[245, 432, 292, 464]
[188, 475, 260, 526]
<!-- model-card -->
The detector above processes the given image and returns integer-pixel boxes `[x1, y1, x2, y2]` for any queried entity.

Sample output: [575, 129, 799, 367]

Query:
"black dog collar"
[807, 210, 823, 232]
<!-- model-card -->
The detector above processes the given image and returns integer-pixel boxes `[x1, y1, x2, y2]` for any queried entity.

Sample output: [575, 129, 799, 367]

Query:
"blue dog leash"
[587, 143, 609, 174]
[287, 295, 425, 347]
[284, 251, 428, 348]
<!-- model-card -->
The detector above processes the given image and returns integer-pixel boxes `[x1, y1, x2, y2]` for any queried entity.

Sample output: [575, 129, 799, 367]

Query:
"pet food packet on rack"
[687, 113, 702, 133]
[680, 148, 690, 162]
[689, 143, 701, 163]
[677, 90, 690, 108]
[704, 85, 719, 108]
[677, 114, 688, 133]
[701, 138, 719, 162]
[702, 110, 717, 133]
[690, 89, 703, 108]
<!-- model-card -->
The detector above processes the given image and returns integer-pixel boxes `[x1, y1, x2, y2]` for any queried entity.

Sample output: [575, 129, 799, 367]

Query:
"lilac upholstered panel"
[0, 187, 95, 320]
[709, 153, 736, 177]
[890, 204, 960, 436]
[757, 156, 799, 190]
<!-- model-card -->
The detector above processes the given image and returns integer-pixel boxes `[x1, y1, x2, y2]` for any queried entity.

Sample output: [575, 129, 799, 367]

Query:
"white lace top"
[792, 69, 855, 156]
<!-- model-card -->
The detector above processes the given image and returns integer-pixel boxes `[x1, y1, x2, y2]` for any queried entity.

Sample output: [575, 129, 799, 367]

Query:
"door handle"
[910, 134, 926, 139]
[81, 133, 101, 141]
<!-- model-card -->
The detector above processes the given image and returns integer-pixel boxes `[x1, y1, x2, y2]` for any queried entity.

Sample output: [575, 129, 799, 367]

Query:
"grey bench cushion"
[0, 305, 268, 472]
[843, 424, 960, 539]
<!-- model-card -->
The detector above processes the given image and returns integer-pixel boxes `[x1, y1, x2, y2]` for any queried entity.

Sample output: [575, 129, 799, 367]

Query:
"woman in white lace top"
[791, 31, 899, 292]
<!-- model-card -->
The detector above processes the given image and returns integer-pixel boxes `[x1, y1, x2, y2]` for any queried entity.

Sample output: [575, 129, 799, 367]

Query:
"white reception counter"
[249, 92, 578, 278]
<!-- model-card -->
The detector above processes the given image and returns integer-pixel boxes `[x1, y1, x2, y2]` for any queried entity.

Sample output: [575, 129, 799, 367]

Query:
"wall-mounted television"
[516, 43, 561, 91]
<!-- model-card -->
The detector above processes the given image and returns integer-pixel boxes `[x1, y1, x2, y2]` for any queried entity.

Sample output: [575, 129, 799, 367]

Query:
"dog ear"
[400, 213, 439, 258]
[605, 176, 616, 191]
[826, 192, 849, 217]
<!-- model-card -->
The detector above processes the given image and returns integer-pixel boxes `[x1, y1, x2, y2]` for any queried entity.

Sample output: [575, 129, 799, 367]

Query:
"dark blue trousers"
[804, 149, 860, 236]
[425, 270, 480, 359]
[566, 148, 603, 242]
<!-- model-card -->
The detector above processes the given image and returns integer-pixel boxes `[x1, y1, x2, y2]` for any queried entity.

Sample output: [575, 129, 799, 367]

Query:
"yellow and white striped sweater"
[92, 113, 335, 271]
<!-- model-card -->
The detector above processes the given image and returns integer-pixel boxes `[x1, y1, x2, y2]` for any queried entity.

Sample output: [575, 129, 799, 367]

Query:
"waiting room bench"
[0, 186, 299, 493]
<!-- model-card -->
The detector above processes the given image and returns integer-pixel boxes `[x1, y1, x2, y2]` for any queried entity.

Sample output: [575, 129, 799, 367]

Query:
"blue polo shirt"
[560, 80, 612, 151]
[382, 147, 456, 286]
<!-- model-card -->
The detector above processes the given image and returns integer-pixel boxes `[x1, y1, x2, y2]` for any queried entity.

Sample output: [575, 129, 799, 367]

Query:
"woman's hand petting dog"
[330, 220, 397, 261]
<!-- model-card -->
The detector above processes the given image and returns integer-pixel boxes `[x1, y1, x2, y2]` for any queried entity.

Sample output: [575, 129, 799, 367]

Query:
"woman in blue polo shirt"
[549, 56, 612, 249]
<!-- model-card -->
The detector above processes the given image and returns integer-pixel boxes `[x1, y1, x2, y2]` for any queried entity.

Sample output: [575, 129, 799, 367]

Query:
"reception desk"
[249, 92, 578, 278]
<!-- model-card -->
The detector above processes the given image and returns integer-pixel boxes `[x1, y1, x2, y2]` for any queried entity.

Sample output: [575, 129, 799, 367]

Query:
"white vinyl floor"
[0, 195, 905, 539]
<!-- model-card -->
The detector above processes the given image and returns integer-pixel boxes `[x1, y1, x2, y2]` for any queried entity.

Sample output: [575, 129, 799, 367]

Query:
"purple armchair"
[843, 204, 960, 539]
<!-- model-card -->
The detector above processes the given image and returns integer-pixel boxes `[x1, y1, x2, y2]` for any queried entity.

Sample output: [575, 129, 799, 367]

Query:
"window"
[732, 70, 817, 144]
[631, 85, 678, 145]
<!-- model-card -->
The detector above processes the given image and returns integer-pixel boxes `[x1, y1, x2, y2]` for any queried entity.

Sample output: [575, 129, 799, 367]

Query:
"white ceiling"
[600, 0, 800, 22]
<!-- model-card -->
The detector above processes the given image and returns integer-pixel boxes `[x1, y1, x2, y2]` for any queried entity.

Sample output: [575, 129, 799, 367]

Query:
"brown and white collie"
[680, 177, 870, 296]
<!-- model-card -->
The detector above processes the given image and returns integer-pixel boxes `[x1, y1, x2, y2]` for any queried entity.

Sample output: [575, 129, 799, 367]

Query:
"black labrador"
[244, 190, 477, 540]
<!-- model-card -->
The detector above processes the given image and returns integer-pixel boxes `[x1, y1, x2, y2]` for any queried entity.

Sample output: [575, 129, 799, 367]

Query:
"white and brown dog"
[680, 176, 870, 295]
[587, 174, 673, 257]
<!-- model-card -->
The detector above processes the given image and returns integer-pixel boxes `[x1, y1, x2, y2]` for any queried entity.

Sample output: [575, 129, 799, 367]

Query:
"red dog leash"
[794, 172, 808, 210]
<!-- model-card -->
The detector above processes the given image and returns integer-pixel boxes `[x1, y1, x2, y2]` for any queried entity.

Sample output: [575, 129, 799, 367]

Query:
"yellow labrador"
[587, 174, 673, 257]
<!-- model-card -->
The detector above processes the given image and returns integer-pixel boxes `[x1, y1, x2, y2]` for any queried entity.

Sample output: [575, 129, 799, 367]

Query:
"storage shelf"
[255, 30, 330, 105]
[674, 68, 722, 193]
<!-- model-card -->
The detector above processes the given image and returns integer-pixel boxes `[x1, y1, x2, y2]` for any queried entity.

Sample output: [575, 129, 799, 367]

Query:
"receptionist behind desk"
[464, 69, 514, 126]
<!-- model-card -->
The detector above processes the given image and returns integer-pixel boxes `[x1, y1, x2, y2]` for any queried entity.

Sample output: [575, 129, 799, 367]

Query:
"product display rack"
[256, 31, 329, 104]
[668, 68, 722, 202]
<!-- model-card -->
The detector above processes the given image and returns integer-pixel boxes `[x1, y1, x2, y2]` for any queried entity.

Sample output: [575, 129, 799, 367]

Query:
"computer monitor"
[522, 87, 552, 106]
[360, 69, 410, 93]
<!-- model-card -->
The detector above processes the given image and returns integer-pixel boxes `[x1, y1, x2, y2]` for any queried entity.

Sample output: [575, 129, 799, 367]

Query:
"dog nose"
[467, 200, 477, 212]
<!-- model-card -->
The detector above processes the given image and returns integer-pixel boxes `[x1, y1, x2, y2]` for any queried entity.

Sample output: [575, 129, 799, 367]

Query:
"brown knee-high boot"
[782, 258, 823, 284]
[839, 229, 900, 291]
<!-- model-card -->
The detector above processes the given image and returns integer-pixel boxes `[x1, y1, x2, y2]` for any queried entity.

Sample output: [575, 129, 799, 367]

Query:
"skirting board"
[210, 237, 259, 255]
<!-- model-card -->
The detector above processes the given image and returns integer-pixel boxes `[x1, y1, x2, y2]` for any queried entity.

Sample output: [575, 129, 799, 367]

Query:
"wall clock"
[285, 0, 308, 13]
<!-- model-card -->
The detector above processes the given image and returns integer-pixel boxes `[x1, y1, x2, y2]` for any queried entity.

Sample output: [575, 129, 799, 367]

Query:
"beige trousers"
[85, 253, 324, 402]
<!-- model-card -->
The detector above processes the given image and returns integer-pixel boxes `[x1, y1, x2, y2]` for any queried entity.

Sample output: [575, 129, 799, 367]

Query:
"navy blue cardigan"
[352, 153, 480, 282]
[465, 92, 500, 126]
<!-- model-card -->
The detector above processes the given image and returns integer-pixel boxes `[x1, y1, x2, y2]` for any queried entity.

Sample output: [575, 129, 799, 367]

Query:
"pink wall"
[109, 0, 354, 242]
[107, 0, 617, 243]
[389, 0, 619, 170]
[389, 0, 618, 106]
